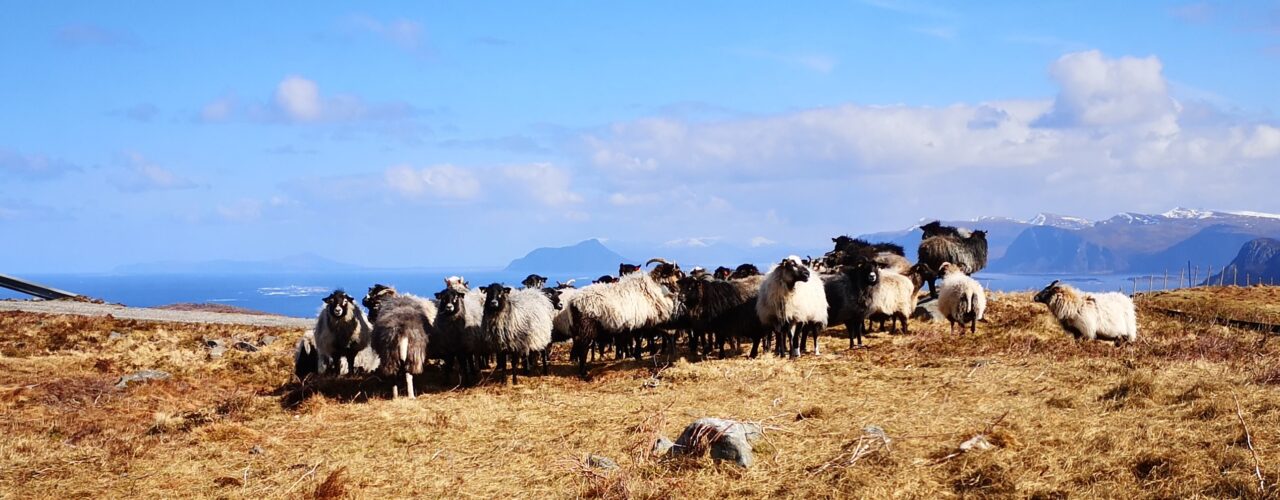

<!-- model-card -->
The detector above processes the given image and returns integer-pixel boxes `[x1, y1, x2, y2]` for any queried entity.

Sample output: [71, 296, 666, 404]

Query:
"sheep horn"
[646, 258, 673, 267]
[1048, 279, 1060, 288]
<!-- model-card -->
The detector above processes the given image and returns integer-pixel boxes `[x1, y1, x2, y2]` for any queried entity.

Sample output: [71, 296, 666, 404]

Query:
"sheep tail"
[398, 336, 409, 362]
[960, 293, 972, 315]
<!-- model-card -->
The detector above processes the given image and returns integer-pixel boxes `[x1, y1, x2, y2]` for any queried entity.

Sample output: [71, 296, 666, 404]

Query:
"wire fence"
[1123, 262, 1277, 296]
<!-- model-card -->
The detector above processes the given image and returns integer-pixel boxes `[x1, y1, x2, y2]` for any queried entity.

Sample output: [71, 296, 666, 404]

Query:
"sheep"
[1033, 280, 1137, 345]
[756, 256, 828, 357]
[713, 266, 733, 280]
[820, 260, 880, 348]
[362, 284, 398, 323]
[312, 290, 372, 376]
[920, 220, 968, 239]
[863, 269, 919, 334]
[918, 230, 988, 298]
[433, 283, 486, 386]
[690, 267, 708, 279]
[293, 330, 319, 381]
[370, 295, 431, 398]
[593, 275, 618, 284]
[936, 262, 987, 335]
[678, 274, 769, 359]
[521, 274, 548, 290]
[619, 263, 641, 276]
[480, 284, 555, 384]
[568, 258, 682, 378]
[730, 263, 761, 279]
[363, 284, 439, 323]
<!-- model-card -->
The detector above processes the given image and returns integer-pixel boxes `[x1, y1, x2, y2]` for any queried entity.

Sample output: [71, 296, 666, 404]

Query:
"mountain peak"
[504, 239, 629, 275]
[1162, 207, 1215, 219]
[1028, 213, 1092, 230]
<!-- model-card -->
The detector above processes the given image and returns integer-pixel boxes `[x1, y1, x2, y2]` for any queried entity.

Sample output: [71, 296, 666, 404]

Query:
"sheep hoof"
[789, 348, 801, 358]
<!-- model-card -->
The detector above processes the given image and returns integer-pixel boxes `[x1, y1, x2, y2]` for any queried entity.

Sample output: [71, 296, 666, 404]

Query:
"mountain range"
[860, 208, 1280, 274]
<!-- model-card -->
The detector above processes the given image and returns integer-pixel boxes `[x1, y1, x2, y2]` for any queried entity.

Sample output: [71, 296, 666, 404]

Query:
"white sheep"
[1033, 280, 1137, 344]
[568, 260, 683, 378]
[864, 269, 919, 334]
[480, 284, 555, 384]
[313, 290, 372, 376]
[937, 262, 987, 335]
[757, 256, 828, 357]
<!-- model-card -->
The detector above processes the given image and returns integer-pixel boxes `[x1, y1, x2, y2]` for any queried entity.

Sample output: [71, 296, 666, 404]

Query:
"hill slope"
[504, 239, 630, 275]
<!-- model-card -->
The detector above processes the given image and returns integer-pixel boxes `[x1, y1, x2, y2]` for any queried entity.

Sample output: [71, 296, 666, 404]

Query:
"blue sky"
[3, 1, 1280, 272]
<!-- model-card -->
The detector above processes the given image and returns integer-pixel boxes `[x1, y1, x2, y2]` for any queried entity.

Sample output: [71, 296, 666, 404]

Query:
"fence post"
[1179, 268, 1185, 289]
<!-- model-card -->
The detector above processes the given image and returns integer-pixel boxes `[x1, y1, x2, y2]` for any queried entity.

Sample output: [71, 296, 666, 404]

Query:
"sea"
[0, 271, 1156, 318]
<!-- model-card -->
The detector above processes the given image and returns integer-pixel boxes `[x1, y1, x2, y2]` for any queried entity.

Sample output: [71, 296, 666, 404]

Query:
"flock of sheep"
[294, 221, 1140, 398]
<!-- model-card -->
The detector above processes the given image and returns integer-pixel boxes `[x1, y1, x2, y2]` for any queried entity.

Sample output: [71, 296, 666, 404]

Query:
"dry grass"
[2, 289, 1280, 498]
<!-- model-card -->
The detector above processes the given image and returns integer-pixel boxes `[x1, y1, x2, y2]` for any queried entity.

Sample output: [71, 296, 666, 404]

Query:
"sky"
[3, 1, 1280, 272]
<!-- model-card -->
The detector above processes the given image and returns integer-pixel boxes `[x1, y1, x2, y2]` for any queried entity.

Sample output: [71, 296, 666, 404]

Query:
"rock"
[672, 417, 764, 468]
[259, 335, 278, 346]
[959, 434, 995, 452]
[108, 331, 124, 340]
[233, 341, 259, 353]
[652, 436, 675, 456]
[209, 346, 227, 358]
[203, 338, 224, 349]
[115, 370, 171, 389]
[587, 454, 618, 470]
[912, 297, 944, 322]
[249, 445, 263, 455]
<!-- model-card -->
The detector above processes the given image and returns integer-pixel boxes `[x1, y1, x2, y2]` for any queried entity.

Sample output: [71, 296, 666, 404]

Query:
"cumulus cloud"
[385, 164, 481, 201]
[580, 50, 1280, 217]
[750, 236, 777, 247]
[198, 76, 422, 126]
[500, 163, 583, 206]
[112, 152, 199, 192]
[0, 149, 81, 179]
[347, 15, 425, 51]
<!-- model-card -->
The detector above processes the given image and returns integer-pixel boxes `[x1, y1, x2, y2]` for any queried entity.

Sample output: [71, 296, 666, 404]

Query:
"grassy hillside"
[2, 289, 1279, 498]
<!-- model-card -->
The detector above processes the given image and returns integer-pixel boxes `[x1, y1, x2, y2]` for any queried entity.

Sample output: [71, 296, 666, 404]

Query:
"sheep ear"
[503, 286, 512, 293]
[1048, 280, 1060, 288]
[479, 286, 489, 293]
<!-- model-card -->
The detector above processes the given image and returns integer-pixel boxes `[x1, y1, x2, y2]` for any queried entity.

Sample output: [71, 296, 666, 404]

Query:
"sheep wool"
[1035, 281, 1137, 344]
[756, 256, 828, 328]
[483, 288, 555, 356]
[938, 263, 987, 335]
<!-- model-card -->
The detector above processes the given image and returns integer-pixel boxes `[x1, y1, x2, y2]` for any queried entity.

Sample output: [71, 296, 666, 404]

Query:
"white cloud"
[198, 76, 421, 126]
[500, 163, 583, 206]
[276, 76, 322, 122]
[112, 152, 198, 192]
[750, 236, 777, 247]
[385, 164, 481, 201]
[579, 50, 1280, 221]
[348, 15, 425, 51]
[216, 199, 263, 222]
[0, 148, 81, 179]
[1037, 50, 1179, 133]
[738, 49, 839, 74]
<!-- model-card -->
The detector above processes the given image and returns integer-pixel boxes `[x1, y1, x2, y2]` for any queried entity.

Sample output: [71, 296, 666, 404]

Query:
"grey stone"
[671, 418, 764, 468]
[108, 331, 124, 340]
[912, 297, 944, 322]
[114, 370, 171, 389]
[204, 338, 225, 349]
[259, 335, 278, 346]
[652, 436, 675, 456]
[960, 434, 994, 452]
[232, 341, 259, 352]
[587, 454, 618, 470]
[209, 345, 227, 358]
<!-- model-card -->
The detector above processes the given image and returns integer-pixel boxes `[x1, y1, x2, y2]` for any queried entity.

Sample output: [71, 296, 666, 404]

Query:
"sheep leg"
[811, 324, 821, 356]
[392, 384, 399, 399]
[799, 325, 808, 354]
[970, 315, 977, 334]
[542, 349, 550, 376]
[571, 339, 590, 379]
[789, 323, 802, 358]
[405, 372, 415, 399]
[927, 278, 937, 299]
[898, 313, 909, 334]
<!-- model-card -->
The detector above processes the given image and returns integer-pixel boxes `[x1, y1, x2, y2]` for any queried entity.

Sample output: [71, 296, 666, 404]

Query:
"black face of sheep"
[481, 284, 512, 315]
[920, 221, 961, 239]
[713, 266, 733, 280]
[594, 275, 617, 284]
[873, 242, 905, 256]
[1033, 280, 1061, 305]
[619, 263, 641, 276]
[435, 288, 465, 317]
[776, 258, 811, 290]
[730, 263, 760, 279]
[521, 274, 548, 289]
[832, 235, 855, 252]
[323, 290, 355, 319]
[363, 284, 396, 311]
[542, 287, 563, 310]
[647, 258, 684, 283]
[970, 230, 988, 241]
[690, 267, 708, 279]
[677, 277, 705, 309]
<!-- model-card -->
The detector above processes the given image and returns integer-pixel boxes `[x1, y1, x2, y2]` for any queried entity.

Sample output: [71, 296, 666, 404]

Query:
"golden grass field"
[2, 287, 1279, 499]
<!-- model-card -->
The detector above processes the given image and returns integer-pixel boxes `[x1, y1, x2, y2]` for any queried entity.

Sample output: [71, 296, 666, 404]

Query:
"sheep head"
[521, 274, 548, 290]
[480, 283, 512, 315]
[1033, 280, 1063, 305]
[776, 256, 811, 290]
[435, 287, 466, 317]
[619, 263, 641, 276]
[730, 263, 761, 279]
[323, 290, 356, 320]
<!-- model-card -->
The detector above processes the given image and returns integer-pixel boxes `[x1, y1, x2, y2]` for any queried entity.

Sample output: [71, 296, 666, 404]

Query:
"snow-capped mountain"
[1028, 213, 1092, 230]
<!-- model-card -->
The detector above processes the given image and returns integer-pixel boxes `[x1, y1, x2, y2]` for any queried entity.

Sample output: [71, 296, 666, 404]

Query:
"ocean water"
[0, 271, 1171, 318]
